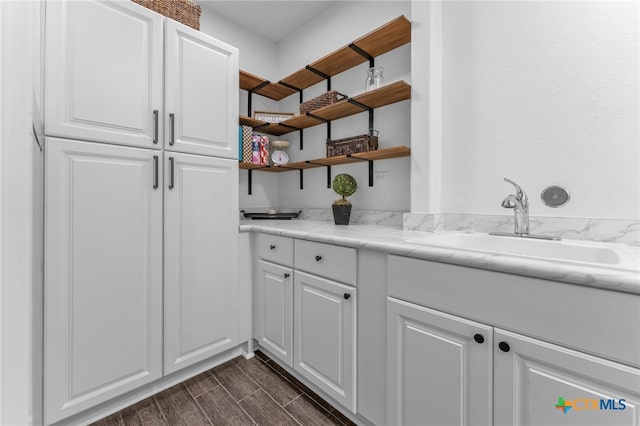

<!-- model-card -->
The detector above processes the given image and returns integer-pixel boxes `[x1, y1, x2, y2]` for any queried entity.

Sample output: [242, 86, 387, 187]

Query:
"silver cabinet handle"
[168, 157, 175, 190]
[153, 110, 158, 144]
[169, 113, 175, 146]
[153, 155, 159, 189]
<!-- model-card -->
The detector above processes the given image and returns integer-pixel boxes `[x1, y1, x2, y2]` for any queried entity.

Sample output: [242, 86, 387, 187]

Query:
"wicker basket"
[131, 0, 201, 30]
[300, 91, 347, 115]
[326, 131, 379, 157]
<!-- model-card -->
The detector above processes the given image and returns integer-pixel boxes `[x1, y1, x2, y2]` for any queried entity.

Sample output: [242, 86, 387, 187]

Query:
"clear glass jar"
[364, 66, 385, 92]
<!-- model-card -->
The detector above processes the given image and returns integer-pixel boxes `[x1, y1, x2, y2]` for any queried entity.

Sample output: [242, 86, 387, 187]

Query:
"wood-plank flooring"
[91, 351, 355, 426]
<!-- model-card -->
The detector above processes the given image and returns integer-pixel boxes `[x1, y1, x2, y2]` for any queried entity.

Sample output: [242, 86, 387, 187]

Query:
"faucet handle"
[503, 178, 524, 199]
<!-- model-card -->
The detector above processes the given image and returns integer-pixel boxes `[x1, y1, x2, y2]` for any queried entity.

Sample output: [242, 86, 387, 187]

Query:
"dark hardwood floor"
[91, 350, 356, 426]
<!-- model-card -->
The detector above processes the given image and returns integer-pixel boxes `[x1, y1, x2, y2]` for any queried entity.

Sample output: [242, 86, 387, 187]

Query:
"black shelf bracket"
[348, 43, 375, 68]
[348, 98, 375, 132]
[245, 165, 271, 195]
[306, 113, 331, 140]
[305, 161, 332, 188]
[279, 81, 304, 104]
[248, 81, 270, 116]
[279, 123, 304, 151]
[306, 65, 331, 91]
[347, 155, 375, 187]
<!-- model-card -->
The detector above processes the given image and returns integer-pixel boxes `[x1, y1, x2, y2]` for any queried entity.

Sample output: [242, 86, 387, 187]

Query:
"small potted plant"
[332, 173, 357, 225]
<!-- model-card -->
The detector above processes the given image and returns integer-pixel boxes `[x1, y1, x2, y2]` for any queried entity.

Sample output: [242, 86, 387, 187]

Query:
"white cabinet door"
[387, 298, 493, 426]
[45, 0, 163, 148]
[255, 260, 293, 367]
[44, 138, 163, 424]
[294, 271, 356, 412]
[164, 152, 239, 374]
[165, 20, 239, 158]
[494, 328, 640, 426]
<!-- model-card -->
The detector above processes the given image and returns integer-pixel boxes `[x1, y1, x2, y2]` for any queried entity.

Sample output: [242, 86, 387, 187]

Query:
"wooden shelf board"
[238, 163, 289, 172]
[281, 114, 325, 130]
[278, 15, 411, 91]
[256, 83, 297, 100]
[281, 82, 411, 126]
[308, 46, 365, 79]
[239, 116, 295, 136]
[239, 115, 264, 127]
[352, 145, 411, 160]
[351, 81, 411, 109]
[239, 70, 265, 91]
[352, 16, 411, 59]
[240, 146, 410, 173]
[311, 100, 364, 122]
[279, 68, 325, 91]
[240, 70, 296, 100]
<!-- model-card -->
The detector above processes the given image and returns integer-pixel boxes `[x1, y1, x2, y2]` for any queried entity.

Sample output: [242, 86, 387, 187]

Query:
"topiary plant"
[332, 174, 357, 206]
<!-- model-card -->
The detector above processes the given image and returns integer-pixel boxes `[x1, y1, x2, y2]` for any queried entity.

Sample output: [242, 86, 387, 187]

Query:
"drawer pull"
[284, 273, 290, 279]
[315, 255, 322, 262]
[270, 245, 276, 250]
[473, 334, 484, 344]
[498, 341, 511, 352]
[343, 293, 351, 300]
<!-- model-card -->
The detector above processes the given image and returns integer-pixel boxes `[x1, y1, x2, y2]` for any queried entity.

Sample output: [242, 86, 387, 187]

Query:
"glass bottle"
[364, 66, 385, 92]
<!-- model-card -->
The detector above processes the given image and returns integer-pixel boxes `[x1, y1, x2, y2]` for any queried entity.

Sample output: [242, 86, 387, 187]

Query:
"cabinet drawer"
[257, 234, 293, 266]
[294, 240, 357, 285]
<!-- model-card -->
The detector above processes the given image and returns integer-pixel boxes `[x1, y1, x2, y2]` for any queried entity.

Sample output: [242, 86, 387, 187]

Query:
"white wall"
[199, 9, 281, 209]
[412, 1, 639, 220]
[276, 1, 412, 211]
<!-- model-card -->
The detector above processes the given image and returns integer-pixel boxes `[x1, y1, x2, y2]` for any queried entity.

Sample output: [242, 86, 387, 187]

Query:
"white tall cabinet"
[164, 152, 238, 374]
[165, 21, 238, 158]
[44, 138, 163, 424]
[44, 1, 239, 423]
[45, 0, 163, 148]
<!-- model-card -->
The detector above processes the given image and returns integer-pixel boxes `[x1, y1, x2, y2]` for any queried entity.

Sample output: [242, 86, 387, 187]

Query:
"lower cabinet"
[44, 138, 163, 424]
[494, 328, 640, 426]
[387, 298, 493, 426]
[255, 259, 293, 367]
[294, 271, 357, 412]
[387, 296, 640, 426]
[164, 152, 239, 374]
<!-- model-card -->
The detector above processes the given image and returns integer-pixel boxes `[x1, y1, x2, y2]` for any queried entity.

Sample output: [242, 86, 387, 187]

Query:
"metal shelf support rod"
[305, 161, 332, 188]
[248, 81, 270, 116]
[306, 113, 331, 140]
[348, 43, 375, 68]
[306, 65, 331, 91]
[278, 81, 304, 104]
[348, 99, 375, 131]
[346, 155, 375, 187]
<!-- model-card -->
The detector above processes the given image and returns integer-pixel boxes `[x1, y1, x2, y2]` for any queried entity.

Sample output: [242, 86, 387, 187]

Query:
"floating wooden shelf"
[239, 115, 293, 136]
[282, 81, 411, 130]
[279, 16, 411, 91]
[240, 70, 296, 101]
[239, 146, 410, 172]
[241, 81, 411, 137]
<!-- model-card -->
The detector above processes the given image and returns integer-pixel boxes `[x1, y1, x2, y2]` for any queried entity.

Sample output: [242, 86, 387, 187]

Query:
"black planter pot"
[332, 204, 352, 225]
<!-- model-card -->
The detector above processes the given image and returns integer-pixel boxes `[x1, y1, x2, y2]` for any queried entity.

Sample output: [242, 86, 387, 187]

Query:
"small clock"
[271, 140, 290, 165]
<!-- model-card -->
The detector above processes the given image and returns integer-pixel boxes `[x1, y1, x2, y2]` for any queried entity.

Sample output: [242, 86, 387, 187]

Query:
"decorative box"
[300, 91, 347, 115]
[326, 131, 379, 157]
[253, 111, 295, 124]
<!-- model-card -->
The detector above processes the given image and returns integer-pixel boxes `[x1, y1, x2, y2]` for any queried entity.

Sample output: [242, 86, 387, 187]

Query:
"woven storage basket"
[326, 131, 379, 157]
[131, 0, 201, 30]
[300, 91, 347, 115]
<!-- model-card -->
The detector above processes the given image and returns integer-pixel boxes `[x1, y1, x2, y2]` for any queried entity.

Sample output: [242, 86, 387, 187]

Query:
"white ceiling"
[198, 1, 338, 43]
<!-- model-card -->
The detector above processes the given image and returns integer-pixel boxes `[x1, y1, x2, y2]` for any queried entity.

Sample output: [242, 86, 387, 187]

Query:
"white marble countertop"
[240, 220, 640, 295]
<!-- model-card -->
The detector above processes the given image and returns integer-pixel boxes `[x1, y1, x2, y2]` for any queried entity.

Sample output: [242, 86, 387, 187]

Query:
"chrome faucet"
[501, 178, 529, 235]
